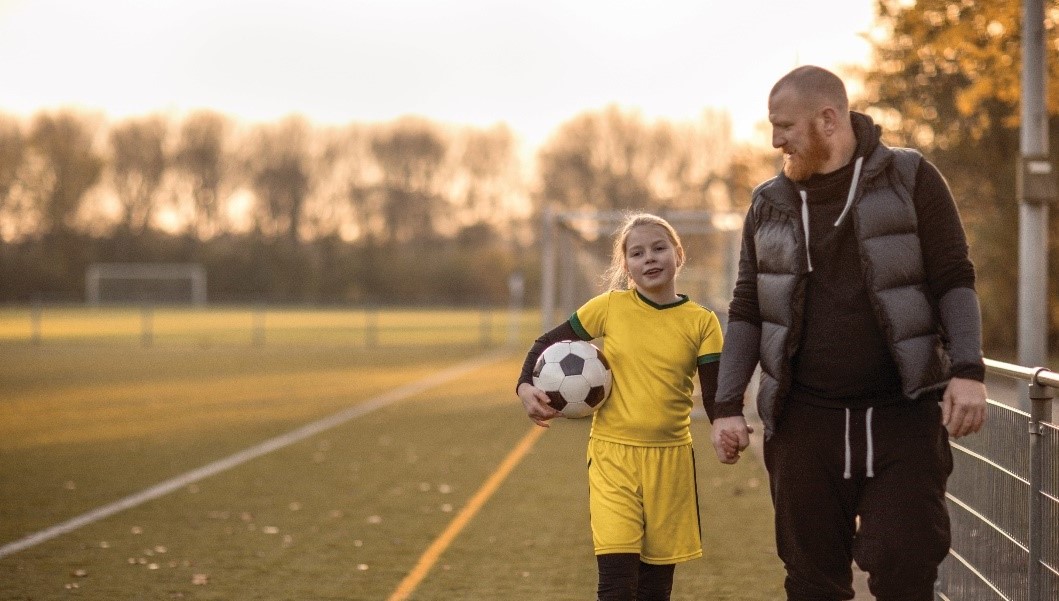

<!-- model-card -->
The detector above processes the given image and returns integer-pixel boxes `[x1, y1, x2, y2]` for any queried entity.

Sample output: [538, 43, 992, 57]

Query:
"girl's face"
[624, 224, 681, 302]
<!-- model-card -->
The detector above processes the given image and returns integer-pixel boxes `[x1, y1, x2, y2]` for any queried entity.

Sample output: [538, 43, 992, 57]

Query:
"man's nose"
[772, 131, 785, 149]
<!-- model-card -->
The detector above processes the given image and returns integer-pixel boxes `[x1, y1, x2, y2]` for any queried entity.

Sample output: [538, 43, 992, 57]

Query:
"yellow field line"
[386, 425, 547, 601]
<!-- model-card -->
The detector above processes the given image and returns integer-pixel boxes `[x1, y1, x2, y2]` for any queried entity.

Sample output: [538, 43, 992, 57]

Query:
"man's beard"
[782, 124, 831, 182]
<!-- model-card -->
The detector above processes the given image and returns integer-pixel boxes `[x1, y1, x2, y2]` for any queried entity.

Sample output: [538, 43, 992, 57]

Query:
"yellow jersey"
[571, 289, 723, 446]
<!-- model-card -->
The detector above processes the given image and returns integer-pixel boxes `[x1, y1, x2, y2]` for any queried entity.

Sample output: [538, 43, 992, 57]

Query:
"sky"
[0, 0, 878, 150]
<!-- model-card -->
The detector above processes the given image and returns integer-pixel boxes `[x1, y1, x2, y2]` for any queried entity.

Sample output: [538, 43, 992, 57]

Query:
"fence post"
[1027, 370, 1054, 601]
[365, 307, 378, 347]
[252, 303, 266, 347]
[141, 304, 153, 348]
[30, 297, 42, 345]
[508, 272, 525, 348]
[480, 307, 492, 347]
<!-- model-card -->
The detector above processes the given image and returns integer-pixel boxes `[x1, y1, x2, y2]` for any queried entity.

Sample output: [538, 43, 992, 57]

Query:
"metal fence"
[937, 359, 1058, 601]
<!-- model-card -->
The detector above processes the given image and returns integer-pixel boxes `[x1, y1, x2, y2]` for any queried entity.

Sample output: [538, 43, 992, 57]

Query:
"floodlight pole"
[1019, 3, 1051, 601]
[540, 205, 557, 331]
[1018, 0, 1052, 395]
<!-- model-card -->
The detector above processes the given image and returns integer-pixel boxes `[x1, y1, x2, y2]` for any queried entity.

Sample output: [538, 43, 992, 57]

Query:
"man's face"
[769, 87, 831, 182]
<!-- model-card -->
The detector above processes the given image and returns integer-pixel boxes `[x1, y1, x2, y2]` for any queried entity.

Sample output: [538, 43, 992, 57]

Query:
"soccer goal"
[538, 207, 743, 331]
[85, 263, 208, 306]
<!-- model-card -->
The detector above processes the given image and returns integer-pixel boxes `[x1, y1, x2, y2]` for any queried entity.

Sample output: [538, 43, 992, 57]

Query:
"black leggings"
[597, 553, 676, 601]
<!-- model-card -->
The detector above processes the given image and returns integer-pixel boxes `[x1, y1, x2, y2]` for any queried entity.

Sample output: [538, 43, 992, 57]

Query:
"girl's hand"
[710, 416, 753, 464]
[517, 383, 561, 427]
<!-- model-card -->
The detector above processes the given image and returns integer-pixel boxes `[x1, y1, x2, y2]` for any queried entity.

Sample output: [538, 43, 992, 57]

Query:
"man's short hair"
[770, 65, 849, 113]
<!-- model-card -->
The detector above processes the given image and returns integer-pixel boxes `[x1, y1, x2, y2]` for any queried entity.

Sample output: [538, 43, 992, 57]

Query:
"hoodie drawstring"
[833, 156, 864, 227]
[842, 407, 876, 480]
[800, 190, 812, 272]
[800, 154, 863, 272]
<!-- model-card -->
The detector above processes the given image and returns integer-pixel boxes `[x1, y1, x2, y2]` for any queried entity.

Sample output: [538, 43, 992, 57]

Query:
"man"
[709, 65, 987, 601]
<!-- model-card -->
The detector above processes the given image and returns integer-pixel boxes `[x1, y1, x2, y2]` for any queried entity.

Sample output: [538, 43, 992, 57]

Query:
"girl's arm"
[697, 360, 719, 420]
[515, 320, 585, 427]
[515, 320, 584, 391]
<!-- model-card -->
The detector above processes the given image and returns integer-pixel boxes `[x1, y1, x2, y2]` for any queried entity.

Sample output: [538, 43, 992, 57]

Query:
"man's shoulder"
[751, 174, 784, 199]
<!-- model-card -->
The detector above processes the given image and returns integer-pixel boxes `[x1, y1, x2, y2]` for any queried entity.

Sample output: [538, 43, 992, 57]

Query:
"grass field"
[0, 308, 784, 600]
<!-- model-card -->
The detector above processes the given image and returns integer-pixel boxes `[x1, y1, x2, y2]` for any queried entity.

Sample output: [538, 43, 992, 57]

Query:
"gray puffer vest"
[751, 144, 950, 438]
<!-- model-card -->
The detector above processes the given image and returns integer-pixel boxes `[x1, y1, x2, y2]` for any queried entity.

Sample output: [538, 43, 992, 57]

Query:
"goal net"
[539, 208, 742, 331]
[85, 263, 207, 306]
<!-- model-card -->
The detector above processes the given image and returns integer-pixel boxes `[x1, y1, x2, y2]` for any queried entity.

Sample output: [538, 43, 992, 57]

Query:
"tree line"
[0, 106, 761, 306]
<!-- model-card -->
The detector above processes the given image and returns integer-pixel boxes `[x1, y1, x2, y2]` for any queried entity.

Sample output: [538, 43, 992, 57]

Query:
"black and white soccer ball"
[532, 340, 612, 418]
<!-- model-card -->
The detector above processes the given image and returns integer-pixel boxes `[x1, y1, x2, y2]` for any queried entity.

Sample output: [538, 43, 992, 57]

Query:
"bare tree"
[28, 111, 103, 236]
[537, 106, 666, 211]
[246, 116, 312, 242]
[370, 117, 448, 243]
[536, 106, 752, 216]
[109, 115, 168, 234]
[174, 111, 231, 239]
[0, 115, 25, 238]
[457, 124, 521, 235]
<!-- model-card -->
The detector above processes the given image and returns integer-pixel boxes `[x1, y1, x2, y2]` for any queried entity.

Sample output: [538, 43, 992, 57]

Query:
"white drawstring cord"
[843, 408, 852, 479]
[865, 407, 875, 478]
[833, 156, 864, 227]
[800, 189, 813, 272]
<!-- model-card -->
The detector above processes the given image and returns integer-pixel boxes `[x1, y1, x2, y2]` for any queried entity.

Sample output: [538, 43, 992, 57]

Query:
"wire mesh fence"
[936, 361, 1058, 601]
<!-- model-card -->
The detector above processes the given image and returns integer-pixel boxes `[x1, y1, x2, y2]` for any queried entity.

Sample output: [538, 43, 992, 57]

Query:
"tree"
[174, 111, 231, 239]
[28, 111, 103, 236]
[0, 115, 25, 239]
[860, 0, 1059, 353]
[245, 116, 313, 242]
[455, 124, 523, 239]
[109, 115, 168, 235]
[536, 106, 745, 214]
[370, 118, 449, 243]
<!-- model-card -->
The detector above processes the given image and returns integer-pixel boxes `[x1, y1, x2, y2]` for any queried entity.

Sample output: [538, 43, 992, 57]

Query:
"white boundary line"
[0, 352, 506, 560]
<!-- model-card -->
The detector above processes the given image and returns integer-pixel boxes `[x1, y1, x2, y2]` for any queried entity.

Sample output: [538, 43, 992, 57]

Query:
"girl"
[516, 212, 728, 601]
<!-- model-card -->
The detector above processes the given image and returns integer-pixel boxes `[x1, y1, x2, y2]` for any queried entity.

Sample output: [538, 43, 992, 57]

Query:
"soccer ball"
[532, 340, 612, 418]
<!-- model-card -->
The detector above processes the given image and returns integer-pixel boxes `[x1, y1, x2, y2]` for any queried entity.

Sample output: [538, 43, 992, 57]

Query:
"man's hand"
[517, 382, 561, 427]
[941, 377, 987, 438]
[711, 415, 753, 464]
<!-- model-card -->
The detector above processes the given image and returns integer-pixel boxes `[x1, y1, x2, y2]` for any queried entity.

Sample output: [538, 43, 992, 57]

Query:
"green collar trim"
[635, 289, 690, 309]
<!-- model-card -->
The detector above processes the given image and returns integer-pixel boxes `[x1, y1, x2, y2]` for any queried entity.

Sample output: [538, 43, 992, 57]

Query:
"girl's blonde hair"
[602, 212, 685, 291]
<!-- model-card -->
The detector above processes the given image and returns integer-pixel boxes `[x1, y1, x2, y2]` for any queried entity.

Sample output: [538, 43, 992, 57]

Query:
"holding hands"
[710, 415, 753, 464]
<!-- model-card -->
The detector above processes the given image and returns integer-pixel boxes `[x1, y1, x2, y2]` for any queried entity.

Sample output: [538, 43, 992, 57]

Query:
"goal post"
[539, 207, 743, 331]
[85, 263, 208, 306]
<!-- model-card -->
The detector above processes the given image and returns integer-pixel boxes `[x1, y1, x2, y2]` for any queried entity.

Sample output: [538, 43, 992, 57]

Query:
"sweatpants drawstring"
[843, 408, 852, 480]
[865, 407, 875, 478]
[843, 407, 876, 480]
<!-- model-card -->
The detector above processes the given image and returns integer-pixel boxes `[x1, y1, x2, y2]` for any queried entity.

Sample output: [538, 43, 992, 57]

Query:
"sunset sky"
[0, 0, 877, 149]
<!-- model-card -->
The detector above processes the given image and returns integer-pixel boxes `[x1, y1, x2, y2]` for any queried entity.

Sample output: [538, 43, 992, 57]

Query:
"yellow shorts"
[587, 438, 702, 564]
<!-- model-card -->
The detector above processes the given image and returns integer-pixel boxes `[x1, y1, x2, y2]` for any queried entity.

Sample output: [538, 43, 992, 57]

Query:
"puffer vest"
[751, 144, 950, 438]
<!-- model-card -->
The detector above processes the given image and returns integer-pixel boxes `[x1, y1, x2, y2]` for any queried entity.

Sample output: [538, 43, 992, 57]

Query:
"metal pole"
[1018, 0, 1051, 405]
[540, 205, 556, 332]
[141, 304, 153, 348]
[508, 272, 525, 348]
[30, 297, 42, 345]
[1026, 371, 1054, 601]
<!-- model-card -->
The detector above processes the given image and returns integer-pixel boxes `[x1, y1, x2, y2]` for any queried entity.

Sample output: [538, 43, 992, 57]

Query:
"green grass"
[0, 306, 539, 348]
[0, 308, 783, 600]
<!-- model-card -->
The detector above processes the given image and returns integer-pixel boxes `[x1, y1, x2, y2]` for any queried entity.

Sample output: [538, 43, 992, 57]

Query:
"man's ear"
[819, 106, 839, 136]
